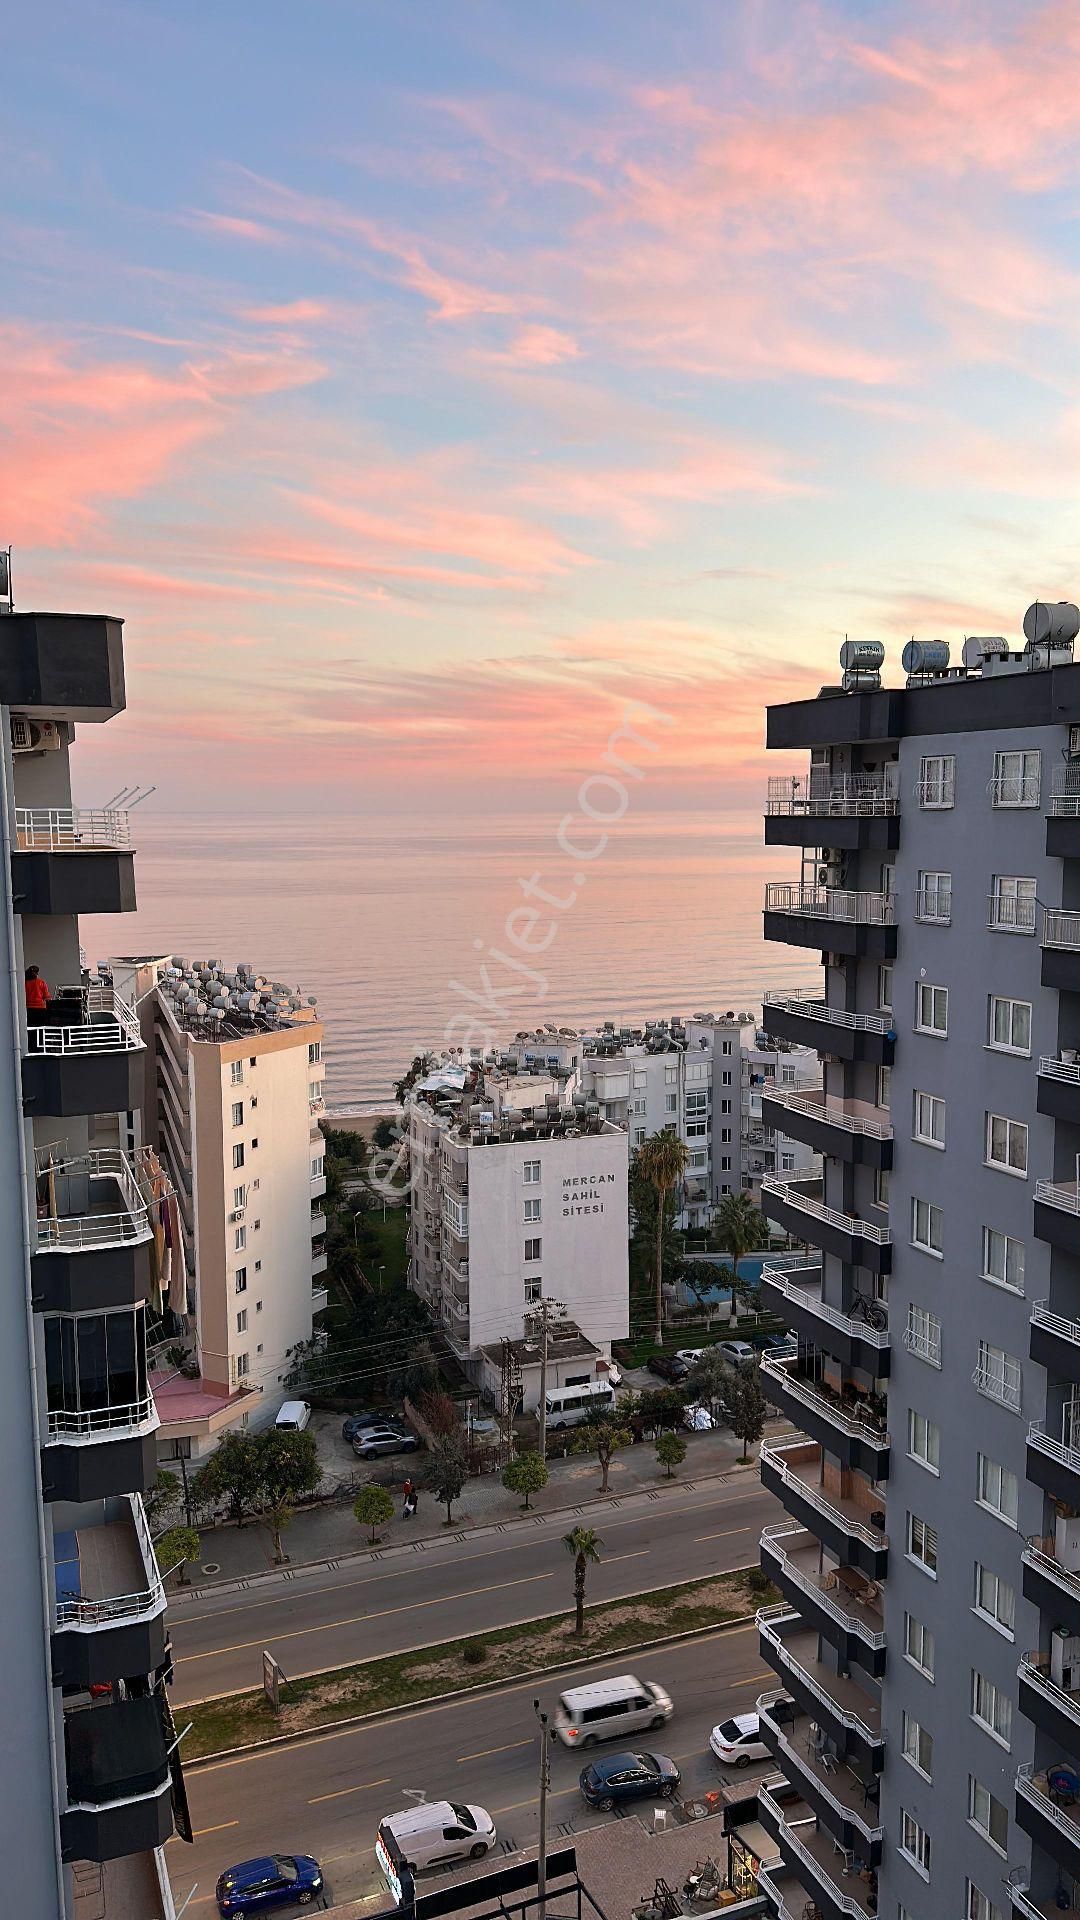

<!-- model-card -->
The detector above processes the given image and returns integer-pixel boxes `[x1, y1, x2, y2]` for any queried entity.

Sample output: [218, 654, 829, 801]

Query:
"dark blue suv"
[579, 1750, 680, 1811]
[216, 1854, 323, 1914]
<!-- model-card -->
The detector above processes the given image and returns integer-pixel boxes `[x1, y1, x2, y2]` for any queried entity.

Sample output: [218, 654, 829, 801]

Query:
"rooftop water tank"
[902, 639, 950, 675]
[842, 670, 880, 692]
[839, 640, 885, 672]
[1023, 601, 1080, 647]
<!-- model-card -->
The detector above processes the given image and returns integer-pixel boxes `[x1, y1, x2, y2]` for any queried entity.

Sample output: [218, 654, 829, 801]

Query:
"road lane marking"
[733, 1673, 772, 1687]
[177, 1573, 557, 1662]
[490, 1786, 579, 1815]
[192, 1819, 238, 1836]
[603, 1550, 650, 1563]
[457, 1739, 533, 1764]
[309, 1776, 391, 1803]
[693, 1528, 752, 1542]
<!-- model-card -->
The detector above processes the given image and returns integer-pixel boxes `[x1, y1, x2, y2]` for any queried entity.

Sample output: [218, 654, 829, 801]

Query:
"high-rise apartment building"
[741, 1033, 819, 1200]
[0, 609, 188, 1918]
[754, 614, 1080, 1920]
[111, 954, 327, 1456]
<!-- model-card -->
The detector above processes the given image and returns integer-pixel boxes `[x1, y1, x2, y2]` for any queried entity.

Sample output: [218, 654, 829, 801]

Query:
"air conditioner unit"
[229, 1208, 245, 1223]
[11, 715, 61, 753]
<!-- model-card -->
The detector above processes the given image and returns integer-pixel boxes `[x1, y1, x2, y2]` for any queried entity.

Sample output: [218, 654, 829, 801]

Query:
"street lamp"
[352, 1210, 364, 1242]
[533, 1698, 550, 1920]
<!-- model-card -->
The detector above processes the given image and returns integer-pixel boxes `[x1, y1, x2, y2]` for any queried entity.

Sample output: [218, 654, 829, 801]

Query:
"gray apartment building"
[752, 615, 1080, 1920]
[0, 609, 189, 1918]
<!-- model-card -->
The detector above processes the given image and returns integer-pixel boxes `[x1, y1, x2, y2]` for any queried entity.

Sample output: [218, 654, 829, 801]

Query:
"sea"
[79, 810, 810, 1112]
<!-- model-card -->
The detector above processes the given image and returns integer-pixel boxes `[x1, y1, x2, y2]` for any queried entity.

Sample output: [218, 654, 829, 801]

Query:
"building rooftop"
[478, 1321, 601, 1369]
[109, 955, 319, 1042]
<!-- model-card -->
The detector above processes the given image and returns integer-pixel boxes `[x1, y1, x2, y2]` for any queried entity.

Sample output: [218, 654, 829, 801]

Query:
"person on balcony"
[25, 965, 52, 1025]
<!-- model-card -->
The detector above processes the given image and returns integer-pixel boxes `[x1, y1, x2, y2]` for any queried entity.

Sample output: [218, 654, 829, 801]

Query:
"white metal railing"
[1029, 1421, 1080, 1475]
[990, 772, 1041, 808]
[25, 985, 142, 1056]
[972, 1360, 1022, 1412]
[33, 1147, 163, 1250]
[764, 883, 895, 926]
[1051, 765, 1080, 816]
[760, 1438, 888, 1550]
[763, 989, 893, 1036]
[750, 1865, 796, 1920]
[757, 1794, 868, 1919]
[903, 1315, 941, 1367]
[914, 888, 951, 924]
[54, 1494, 166, 1627]
[1019, 1652, 1080, 1726]
[757, 1606, 883, 1744]
[914, 778, 955, 808]
[1005, 1873, 1043, 1920]
[765, 1268, 889, 1350]
[14, 806, 131, 851]
[1017, 1761, 1080, 1844]
[987, 892, 1037, 934]
[766, 774, 898, 817]
[1022, 1540, 1080, 1604]
[1043, 909, 1080, 952]
[761, 1522, 887, 1649]
[764, 1082, 893, 1141]
[46, 1395, 156, 1439]
[756, 1698, 884, 1846]
[761, 1356, 890, 1445]
[762, 1173, 891, 1245]
[1032, 1300, 1080, 1347]
[1040, 1055, 1080, 1083]
[1036, 1178, 1080, 1215]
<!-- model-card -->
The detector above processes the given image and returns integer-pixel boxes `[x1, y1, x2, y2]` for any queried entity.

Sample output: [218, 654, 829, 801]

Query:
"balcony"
[759, 1524, 885, 1676]
[761, 1175, 891, 1274]
[756, 1692, 882, 1861]
[1016, 1763, 1080, 1886]
[311, 1282, 329, 1314]
[761, 1263, 889, 1374]
[1007, 1870, 1071, 1920]
[760, 1356, 889, 1479]
[762, 990, 895, 1067]
[1023, 1537, 1080, 1638]
[760, 1437, 888, 1582]
[15, 807, 131, 852]
[758, 1780, 879, 1920]
[309, 1170, 327, 1199]
[310, 1208, 327, 1237]
[12, 808, 136, 916]
[1037, 1056, 1080, 1127]
[757, 1607, 884, 1773]
[72, 1848, 179, 1920]
[761, 1086, 892, 1172]
[34, 1148, 159, 1254]
[1042, 910, 1080, 993]
[1018, 1651, 1080, 1753]
[1035, 1180, 1080, 1256]
[1028, 1420, 1080, 1508]
[60, 1693, 174, 1863]
[0, 611, 126, 718]
[764, 884, 897, 959]
[1031, 1301, 1080, 1384]
[764, 775, 899, 853]
[22, 986, 144, 1118]
[51, 1493, 167, 1688]
[1047, 765, 1080, 858]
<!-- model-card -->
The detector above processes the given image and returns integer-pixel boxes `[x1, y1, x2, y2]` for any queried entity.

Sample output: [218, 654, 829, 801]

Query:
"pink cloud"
[240, 298, 332, 325]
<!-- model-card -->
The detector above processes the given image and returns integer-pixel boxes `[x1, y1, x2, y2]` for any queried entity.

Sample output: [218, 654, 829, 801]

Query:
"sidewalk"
[187, 1424, 771, 1587]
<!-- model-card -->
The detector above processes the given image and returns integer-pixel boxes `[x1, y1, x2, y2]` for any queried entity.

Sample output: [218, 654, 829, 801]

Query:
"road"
[168, 1478, 781, 1705]
[169, 1627, 774, 1914]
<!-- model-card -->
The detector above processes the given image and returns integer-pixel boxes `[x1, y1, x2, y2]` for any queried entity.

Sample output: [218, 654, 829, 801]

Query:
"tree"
[424, 1435, 469, 1524]
[726, 1365, 768, 1464]
[144, 1468, 181, 1529]
[563, 1526, 602, 1635]
[416, 1388, 460, 1438]
[253, 1428, 322, 1564]
[373, 1117, 399, 1151]
[656, 1432, 687, 1480]
[634, 1129, 690, 1343]
[191, 1431, 264, 1528]
[687, 1348, 738, 1423]
[711, 1191, 768, 1319]
[572, 1409, 633, 1494]
[155, 1524, 201, 1585]
[636, 1387, 687, 1434]
[353, 1483, 395, 1544]
[396, 1340, 442, 1405]
[502, 1451, 549, 1510]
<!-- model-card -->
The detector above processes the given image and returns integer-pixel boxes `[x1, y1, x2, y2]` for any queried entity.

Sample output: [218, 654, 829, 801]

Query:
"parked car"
[710, 1712, 770, 1767]
[274, 1400, 311, 1432]
[755, 1332, 792, 1354]
[352, 1426, 421, 1459]
[216, 1853, 323, 1915]
[675, 1348, 706, 1366]
[646, 1353, 689, 1383]
[377, 1802, 495, 1872]
[341, 1410, 398, 1442]
[716, 1340, 757, 1369]
[578, 1750, 680, 1811]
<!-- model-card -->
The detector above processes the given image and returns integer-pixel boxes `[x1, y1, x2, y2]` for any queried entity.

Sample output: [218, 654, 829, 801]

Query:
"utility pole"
[534, 1698, 550, 1920]
[525, 1298, 565, 1463]
[499, 1338, 522, 1454]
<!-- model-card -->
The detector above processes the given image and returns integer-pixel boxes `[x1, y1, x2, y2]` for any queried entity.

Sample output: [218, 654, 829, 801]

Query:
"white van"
[376, 1802, 496, 1874]
[275, 1400, 311, 1432]
[553, 1674, 674, 1748]
[545, 1381, 616, 1430]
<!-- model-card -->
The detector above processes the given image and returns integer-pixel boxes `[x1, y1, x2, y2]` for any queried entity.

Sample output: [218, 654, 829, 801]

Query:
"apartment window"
[976, 1452, 1018, 1527]
[232, 1185, 246, 1210]
[974, 1340, 1022, 1412]
[249, 1056, 256, 1067]
[904, 1612, 935, 1679]
[918, 753, 955, 808]
[908, 1408, 940, 1473]
[523, 1197, 541, 1223]
[912, 1091, 944, 1148]
[311, 1155, 324, 1179]
[988, 873, 1037, 934]
[988, 994, 1031, 1055]
[664, 1093, 677, 1113]
[899, 1808, 931, 1877]
[235, 1353, 250, 1379]
[308, 1040, 321, 1064]
[720, 1126, 731, 1142]
[524, 1275, 542, 1303]
[971, 1669, 1012, 1746]
[232, 1143, 245, 1170]
[915, 982, 948, 1035]
[901, 1711, 933, 1779]
[911, 1196, 943, 1257]
[991, 746, 1040, 808]
[230, 1060, 244, 1086]
[254, 1260, 261, 1272]
[235, 1268, 247, 1293]
[907, 1511, 938, 1576]
[721, 1155, 731, 1171]
[524, 1237, 541, 1262]
[905, 1303, 941, 1367]
[974, 1563, 1015, 1637]
[523, 1160, 541, 1184]
[685, 1090, 709, 1115]
[44, 1307, 148, 1427]
[234, 1225, 246, 1252]
[981, 1226, 1024, 1294]
[690, 1149, 708, 1169]
[878, 964, 893, 1011]
[876, 1064, 891, 1108]
[721, 1070, 731, 1086]
[633, 1128, 646, 1145]
[985, 1111, 1027, 1176]
[308, 1080, 322, 1103]
[231, 1101, 244, 1127]
[916, 870, 951, 923]
[874, 1167, 891, 1208]
[236, 1309, 247, 1334]
[780, 1151, 795, 1172]
[968, 1777, 1008, 1853]
[967, 1883, 1003, 1920]
[720, 1098, 731, 1114]
[251, 1137, 258, 1149]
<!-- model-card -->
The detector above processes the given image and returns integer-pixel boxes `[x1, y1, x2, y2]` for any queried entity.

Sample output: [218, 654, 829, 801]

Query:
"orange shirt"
[25, 977, 49, 1010]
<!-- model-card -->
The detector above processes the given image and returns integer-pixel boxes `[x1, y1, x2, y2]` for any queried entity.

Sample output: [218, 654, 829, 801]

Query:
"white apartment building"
[110, 955, 327, 1458]
[742, 1030, 820, 1198]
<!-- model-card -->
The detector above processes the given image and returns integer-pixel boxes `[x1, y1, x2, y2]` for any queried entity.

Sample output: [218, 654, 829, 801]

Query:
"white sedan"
[676, 1348, 706, 1366]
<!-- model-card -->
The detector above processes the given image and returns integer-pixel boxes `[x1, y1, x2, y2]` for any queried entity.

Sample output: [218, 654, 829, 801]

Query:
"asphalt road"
[169, 1478, 781, 1705]
[169, 1627, 774, 1915]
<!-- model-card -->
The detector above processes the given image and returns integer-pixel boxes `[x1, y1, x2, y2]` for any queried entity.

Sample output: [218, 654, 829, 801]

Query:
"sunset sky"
[7, 0, 1080, 813]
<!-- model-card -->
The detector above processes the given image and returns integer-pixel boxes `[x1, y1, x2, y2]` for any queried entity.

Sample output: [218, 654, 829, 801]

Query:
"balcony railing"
[25, 985, 142, 1056]
[1023, 1538, 1080, 1608]
[1040, 1055, 1080, 1083]
[54, 1494, 166, 1627]
[766, 776, 898, 817]
[1051, 766, 1080, 817]
[761, 1355, 890, 1445]
[764, 884, 895, 926]
[914, 888, 951, 925]
[46, 1395, 157, 1440]
[1043, 909, 1080, 953]
[988, 892, 1037, 934]
[14, 807, 131, 852]
[750, 1864, 796, 1920]
[34, 1148, 165, 1251]
[764, 1084, 893, 1142]
[1032, 1300, 1080, 1347]
[763, 989, 894, 1036]
[1006, 1871, 1044, 1920]
[972, 1357, 1022, 1413]
[1029, 1420, 1080, 1476]
[756, 1696, 884, 1847]
[765, 1266, 889, 1350]
[1017, 1761, 1080, 1846]
[1019, 1652, 1080, 1728]
[1036, 1178, 1080, 1215]
[761, 1174, 891, 1246]
[757, 1606, 882, 1744]
[761, 1522, 886, 1649]
[758, 1784, 869, 1920]
[761, 1438, 889, 1551]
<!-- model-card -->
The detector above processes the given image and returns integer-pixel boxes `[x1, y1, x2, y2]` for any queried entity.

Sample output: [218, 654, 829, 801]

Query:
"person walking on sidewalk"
[402, 1476, 414, 1519]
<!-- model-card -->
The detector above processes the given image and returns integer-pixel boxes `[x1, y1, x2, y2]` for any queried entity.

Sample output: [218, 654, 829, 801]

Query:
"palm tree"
[635, 1128, 690, 1344]
[712, 1190, 768, 1323]
[563, 1525, 603, 1635]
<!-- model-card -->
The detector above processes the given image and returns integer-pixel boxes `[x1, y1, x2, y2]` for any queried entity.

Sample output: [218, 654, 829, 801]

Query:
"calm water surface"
[80, 812, 809, 1110]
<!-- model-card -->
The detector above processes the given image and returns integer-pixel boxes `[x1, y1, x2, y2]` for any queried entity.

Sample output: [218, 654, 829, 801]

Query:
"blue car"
[579, 1750, 680, 1811]
[216, 1854, 323, 1915]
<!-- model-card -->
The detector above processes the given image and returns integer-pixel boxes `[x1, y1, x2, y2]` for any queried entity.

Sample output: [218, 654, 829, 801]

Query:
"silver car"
[352, 1426, 421, 1459]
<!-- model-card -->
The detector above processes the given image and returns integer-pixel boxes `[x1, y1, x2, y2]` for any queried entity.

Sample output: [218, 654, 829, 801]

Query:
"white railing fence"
[14, 807, 131, 851]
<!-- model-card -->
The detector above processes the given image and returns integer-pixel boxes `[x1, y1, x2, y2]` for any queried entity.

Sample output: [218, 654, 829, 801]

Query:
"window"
[916, 870, 951, 923]
[911, 1196, 943, 1256]
[876, 1064, 891, 1108]
[918, 753, 955, 808]
[899, 1808, 931, 1877]
[690, 1149, 708, 1169]
[976, 1453, 1018, 1526]
[633, 1128, 646, 1145]
[878, 964, 893, 1011]
[908, 1408, 940, 1473]
[907, 1511, 938, 1575]
[234, 1225, 246, 1252]
[904, 1612, 935, 1679]
[524, 1238, 541, 1262]
[988, 995, 1031, 1055]
[311, 1155, 324, 1179]
[981, 1226, 1024, 1294]
[991, 746, 1040, 807]
[231, 1101, 244, 1127]
[664, 1093, 677, 1112]
[44, 1306, 148, 1426]
[905, 1303, 941, 1367]
[985, 1111, 1027, 1176]
[913, 1091, 944, 1148]
[251, 1137, 258, 1150]
[232, 1143, 245, 1170]
[234, 1268, 247, 1293]
[254, 1260, 261, 1272]
[685, 1090, 709, 1115]
[874, 1167, 891, 1208]
[249, 1056, 256, 1067]
[523, 1161, 541, 1184]
[974, 1563, 1015, 1637]
[988, 874, 1036, 933]
[916, 982, 948, 1035]
[974, 1340, 1022, 1412]
[232, 1185, 246, 1210]
[665, 1064, 678, 1083]
[967, 1883, 1003, 1920]
[236, 1309, 247, 1334]
[235, 1353, 250, 1379]
[308, 1040, 321, 1064]
[971, 1669, 1012, 1746]
[523, 1197, 541, 1223]
[230, 1060, 244, 1086]
[901, 1711, 933, 1779]
[524, 1275, 542, 1303]
[309, 1080, 322, 1102]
